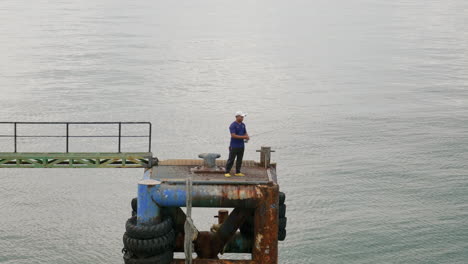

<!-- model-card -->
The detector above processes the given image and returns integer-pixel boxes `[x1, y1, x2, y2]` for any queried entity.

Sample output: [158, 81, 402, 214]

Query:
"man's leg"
[225, 147, 236, 173]
[235, 147, 245, 174]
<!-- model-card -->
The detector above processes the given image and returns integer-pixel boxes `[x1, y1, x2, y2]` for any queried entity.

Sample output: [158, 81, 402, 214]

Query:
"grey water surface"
[1, 0, 467, 263]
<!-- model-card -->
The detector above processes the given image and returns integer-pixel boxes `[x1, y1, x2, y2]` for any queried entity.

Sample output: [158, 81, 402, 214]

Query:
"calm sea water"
[1, 0, 467, 263]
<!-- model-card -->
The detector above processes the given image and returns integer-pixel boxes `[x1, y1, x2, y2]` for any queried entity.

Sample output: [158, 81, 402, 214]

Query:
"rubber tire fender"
[123, 229, 175, 257]
[279, 217, 287, 230]
[279, 204, 286, 218]
[279, 192, 286, 205]
[126, 216, 173, 240]
[278, 229, 287, 241]
[131, 198, 138, 212]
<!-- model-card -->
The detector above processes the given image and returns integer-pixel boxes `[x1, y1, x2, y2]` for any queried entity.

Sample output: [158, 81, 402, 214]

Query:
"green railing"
[0, 122, 155, 168]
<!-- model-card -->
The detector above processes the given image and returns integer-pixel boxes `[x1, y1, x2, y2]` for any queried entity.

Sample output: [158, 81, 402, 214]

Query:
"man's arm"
[231, 133, 248, 139]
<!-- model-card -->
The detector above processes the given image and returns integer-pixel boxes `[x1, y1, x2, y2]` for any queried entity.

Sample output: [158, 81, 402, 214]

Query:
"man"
[225, 111, 250, 177]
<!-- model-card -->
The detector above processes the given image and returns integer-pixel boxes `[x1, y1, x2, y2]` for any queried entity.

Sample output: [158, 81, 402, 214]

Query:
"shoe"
[224, 173, 231, 177]
[235, 173, 245, 177]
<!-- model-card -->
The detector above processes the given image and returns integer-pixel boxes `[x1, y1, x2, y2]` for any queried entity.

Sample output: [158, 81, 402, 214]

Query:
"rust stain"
[254, 233, 263, 251]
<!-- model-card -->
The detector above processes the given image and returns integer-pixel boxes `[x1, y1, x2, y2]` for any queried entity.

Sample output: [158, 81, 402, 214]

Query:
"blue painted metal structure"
[137, 179, 162, 225]
[151, 183, 260, 208]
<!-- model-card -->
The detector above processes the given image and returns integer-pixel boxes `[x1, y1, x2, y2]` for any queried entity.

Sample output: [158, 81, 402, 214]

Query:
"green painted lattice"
[0, 153, 154, 168]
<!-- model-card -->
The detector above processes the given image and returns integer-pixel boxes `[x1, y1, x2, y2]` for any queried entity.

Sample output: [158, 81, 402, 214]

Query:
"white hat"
[235, 111, 247, 117]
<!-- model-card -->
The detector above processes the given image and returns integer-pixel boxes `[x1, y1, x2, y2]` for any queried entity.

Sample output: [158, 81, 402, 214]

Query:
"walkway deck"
[0, 152, 153, 168]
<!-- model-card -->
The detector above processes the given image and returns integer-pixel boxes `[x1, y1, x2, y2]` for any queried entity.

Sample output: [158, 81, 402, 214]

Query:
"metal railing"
[0, 122, 152, 153]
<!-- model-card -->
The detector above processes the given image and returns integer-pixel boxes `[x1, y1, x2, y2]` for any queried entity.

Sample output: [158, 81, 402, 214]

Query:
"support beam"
[252, 184, 279, 264]
[0, 152, 153, 168]
[192, 208, 252, 258]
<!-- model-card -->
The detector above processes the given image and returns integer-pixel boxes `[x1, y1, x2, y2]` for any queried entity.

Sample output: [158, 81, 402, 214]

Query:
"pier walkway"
[0, 122, 153, 168]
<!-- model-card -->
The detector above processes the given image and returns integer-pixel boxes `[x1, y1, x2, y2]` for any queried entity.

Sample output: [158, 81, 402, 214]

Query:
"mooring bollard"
[137, 179, 161, 225]
[256, 146, 276, 168]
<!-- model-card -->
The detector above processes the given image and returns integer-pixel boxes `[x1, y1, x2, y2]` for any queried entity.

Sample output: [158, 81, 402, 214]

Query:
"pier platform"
[153, 159, 277, 184]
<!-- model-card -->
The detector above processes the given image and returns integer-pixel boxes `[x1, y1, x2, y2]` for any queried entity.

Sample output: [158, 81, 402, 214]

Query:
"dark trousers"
[225, 147, 244, 173]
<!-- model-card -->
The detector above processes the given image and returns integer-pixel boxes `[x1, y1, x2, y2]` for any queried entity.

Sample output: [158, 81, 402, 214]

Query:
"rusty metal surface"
[143, 149, 279, 263]
[171, 209, 258, 257]
[187, 209, 252, 258]
[154, 183, 261, 208]
[152, 160, 274, 185]
[253, 184, 279, 264]
[194, 231, 219, 259]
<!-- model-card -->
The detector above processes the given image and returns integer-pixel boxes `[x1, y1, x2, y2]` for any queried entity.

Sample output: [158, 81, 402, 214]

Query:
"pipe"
[137, 179, 161, 225]
[152, 184, 261, 208]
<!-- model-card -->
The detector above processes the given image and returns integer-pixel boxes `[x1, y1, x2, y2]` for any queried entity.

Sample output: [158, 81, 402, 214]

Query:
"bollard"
[217, 210, 229, 224]
[256, 146, 275, 168]
[137, 179, 161, 226]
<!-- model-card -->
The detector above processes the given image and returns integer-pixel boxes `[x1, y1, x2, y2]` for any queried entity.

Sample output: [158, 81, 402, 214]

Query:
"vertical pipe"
[66, 123, 69, 153]
[218, 210, 229, 224]
[118, 122, 122, 153]
[137, 179, 161, 225]
[148, 122, 152, 153]
[253, 184, 279, 264]
[14, 122, 17, 153]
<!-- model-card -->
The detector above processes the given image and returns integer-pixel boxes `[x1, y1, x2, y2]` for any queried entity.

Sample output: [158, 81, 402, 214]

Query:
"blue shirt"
[229, 121, 247, 148]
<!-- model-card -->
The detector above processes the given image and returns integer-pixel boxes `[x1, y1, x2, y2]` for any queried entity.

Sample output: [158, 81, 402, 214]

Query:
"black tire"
[279, 217, 287, 230]
[278, 229, 286, 241]
[126, 216, 173, 240]
[131, 198, 138, 212]
[240, 217, 287, 241]
[279, 204, 286, 218]
[123, 229, 175, 257]
[123, 250, 173, 264]
[241, 216, 287, 235]
[279, 192, 286, 205]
